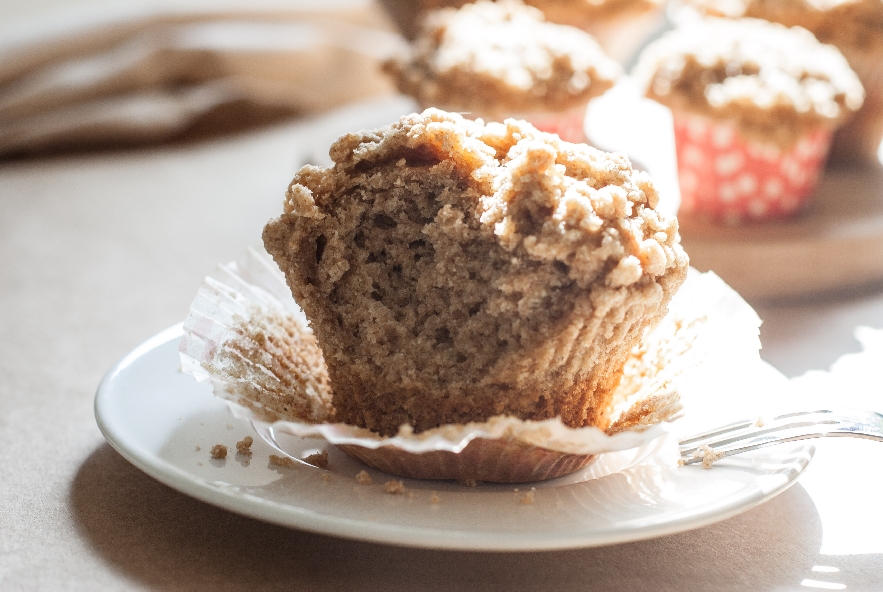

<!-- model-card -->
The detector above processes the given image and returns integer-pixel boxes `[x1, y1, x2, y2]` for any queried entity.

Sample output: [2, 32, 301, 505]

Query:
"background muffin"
[384, 0, 621, 142]
[378, 0, 666, 63]
[683, 0, 883, 165]
[634, 17, 864, 222]
[263, 109, 688, 436]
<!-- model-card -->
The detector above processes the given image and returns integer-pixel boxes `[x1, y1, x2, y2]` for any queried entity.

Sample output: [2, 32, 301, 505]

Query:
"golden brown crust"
[634, 17, 865, 148]
[263, 109, 688, 436]
[384, 0, 621, 116]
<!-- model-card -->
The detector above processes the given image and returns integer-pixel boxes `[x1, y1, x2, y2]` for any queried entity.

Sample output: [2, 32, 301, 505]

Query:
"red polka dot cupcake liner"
[673, 113, 832, 223]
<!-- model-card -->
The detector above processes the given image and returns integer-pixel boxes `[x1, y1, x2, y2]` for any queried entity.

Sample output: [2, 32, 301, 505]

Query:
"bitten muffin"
[383, 0, 621, 141]
[263, 108, 688, 436]
[682, 0, 883, 165]
[634, 17, 864, 220]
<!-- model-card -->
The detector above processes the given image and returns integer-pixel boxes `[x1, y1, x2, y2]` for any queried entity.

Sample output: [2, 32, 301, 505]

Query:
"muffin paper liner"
[180, 248, 762, 482]
[673, 112, 832, 223]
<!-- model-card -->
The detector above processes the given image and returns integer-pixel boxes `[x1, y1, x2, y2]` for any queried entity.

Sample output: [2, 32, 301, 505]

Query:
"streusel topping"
[385, 0, 621, 116]
[634, 17, 864, 147]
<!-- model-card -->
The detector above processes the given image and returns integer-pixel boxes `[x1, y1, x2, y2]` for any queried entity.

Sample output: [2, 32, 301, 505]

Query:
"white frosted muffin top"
[684, 0, 883, 50]
[384, 0, 621, 116]
[634, 17, 865, 147]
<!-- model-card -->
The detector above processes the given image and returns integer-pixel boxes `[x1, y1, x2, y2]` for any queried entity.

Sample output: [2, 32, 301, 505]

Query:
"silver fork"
[678, 408, 883, 465]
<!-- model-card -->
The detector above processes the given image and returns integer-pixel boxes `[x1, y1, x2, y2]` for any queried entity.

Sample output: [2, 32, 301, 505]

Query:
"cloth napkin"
[0, 0, 403, 157]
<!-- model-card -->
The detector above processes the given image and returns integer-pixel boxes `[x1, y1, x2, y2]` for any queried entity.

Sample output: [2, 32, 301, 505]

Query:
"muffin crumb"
[430, 492, 440, 504]
[322, 473, 331, 482]
[210, 444, 228, 459]
[356, 470, 373, 485]
[520, 489, 536, 505]
[236, 436, 253, 456]
[195, 445, 201, 451]
[460, 479, 478, 488]
[303, 450, 329, 468]
[696, 444, 726, 469]
[269, 454, 298, 468]
[384, 480, 407, 494]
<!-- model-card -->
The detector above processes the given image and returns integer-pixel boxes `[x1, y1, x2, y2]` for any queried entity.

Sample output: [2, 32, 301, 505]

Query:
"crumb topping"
[634, 17, 864, 147]
[210, 444, 228, 459]
[385, 0, 621, 115]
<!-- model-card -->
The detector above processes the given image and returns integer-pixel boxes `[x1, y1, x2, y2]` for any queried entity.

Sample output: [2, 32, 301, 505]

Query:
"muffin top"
[633, 17, 865, 147]
[684, 0, 883, 51]
[384, 0, 621, 116]
[379, 0, 661, 40]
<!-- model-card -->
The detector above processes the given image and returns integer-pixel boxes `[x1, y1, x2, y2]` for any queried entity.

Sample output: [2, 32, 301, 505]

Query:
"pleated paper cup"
[673, 112, 832, 223]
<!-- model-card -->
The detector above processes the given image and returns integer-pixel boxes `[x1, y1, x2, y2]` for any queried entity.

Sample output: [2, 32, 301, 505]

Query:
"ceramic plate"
[95, 324, 814, 551]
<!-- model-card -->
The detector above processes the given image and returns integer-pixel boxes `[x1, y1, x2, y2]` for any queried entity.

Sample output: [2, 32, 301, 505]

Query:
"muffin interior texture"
[263, 109, 687, 436]
[634, 17, 865, 148]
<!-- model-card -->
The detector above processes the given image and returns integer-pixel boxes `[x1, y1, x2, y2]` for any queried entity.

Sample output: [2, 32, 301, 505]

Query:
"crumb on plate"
[210, 444, 228, 459]
[303, 450, 329, 468]
[236, 436, 253, 456]
[269, 454, 298, 468]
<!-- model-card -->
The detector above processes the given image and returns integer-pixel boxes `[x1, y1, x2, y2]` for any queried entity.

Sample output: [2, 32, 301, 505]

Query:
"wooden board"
[679, 165, 883, 300]
[586, 81, 883, 301]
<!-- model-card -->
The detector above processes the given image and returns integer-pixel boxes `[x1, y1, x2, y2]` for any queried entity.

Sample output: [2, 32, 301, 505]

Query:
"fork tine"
[678, 408, 883, 466]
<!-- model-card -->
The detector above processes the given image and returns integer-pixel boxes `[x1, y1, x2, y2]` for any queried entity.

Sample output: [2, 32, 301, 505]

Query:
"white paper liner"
[179, 248, 764, 461]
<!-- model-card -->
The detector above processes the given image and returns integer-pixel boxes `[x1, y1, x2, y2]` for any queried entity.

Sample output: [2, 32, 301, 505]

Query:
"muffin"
[379, 0, 665, 63]
[634, 17, 864, 222]
[683, 0, 883, 165]
[262, 108, 688, 436]
[383, 0, 621, 143]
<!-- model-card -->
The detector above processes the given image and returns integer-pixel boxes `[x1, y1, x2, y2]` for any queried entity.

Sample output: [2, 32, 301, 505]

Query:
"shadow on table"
[70, 443, 879, 592]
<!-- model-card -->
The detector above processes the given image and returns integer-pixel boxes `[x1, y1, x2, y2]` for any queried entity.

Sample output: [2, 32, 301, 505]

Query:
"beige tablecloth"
[2, 1, 883, 590]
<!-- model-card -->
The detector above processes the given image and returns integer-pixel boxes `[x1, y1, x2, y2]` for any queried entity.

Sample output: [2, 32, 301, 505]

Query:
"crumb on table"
[460, 479, 478, 488]
[355, 470, 373, 485]
[384, 480, 406, 495]
[302, 450, 328, 468]
[269, 454, 298, 468]
[210, 444, 228, 459]
[195, 445, 201, 452]
[430, 492, 440, 504]
[321, 473, 331, 482]
[236, 436, 253, 456]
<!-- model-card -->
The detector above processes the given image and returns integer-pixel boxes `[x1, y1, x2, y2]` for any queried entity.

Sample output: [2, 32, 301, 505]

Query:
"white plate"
[95, 324, 814, 551]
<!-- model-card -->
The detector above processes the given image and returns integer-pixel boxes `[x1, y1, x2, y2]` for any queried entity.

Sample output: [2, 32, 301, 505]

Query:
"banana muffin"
[682, 0, 883, 164]
[383, 0, 621, 141]
[263, 109, 688, 436]
[634, 17, 864, 220]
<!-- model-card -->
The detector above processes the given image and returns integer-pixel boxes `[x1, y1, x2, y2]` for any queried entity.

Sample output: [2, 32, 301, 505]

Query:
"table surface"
[2, 4, 883, 590]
